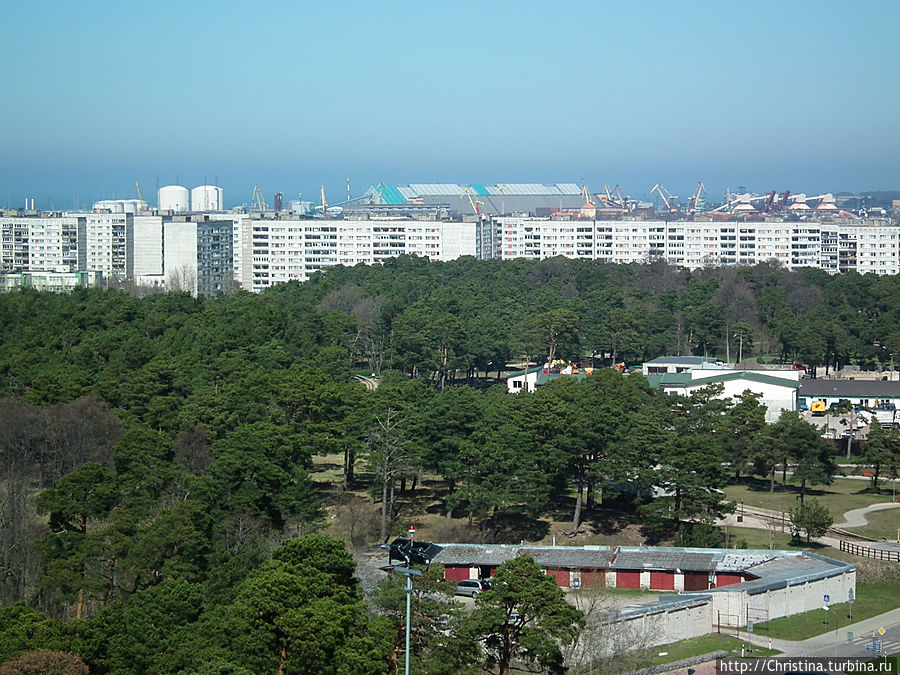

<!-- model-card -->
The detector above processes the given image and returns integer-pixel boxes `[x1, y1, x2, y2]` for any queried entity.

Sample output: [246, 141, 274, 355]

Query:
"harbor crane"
[251, 185, 267, 213]
[580, 180, 595, 206]
[460, 186, 484, 217]
[650, 184, 678, 213]
[687, 181, 706, 214]
[134, 181, 148, 212]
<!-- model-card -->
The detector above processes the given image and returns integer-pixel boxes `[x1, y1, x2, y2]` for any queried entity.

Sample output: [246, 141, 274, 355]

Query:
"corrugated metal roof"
[645, 357, 720, 366]
[690, 372, 801, 389]
[364, 184, 407, 205]
[471, 184, 491, 196]
[491, 183, 581, 196]
[408, 184, 465, 197]
[432, 544, 611, 568]
[726, 553, 853, 596]
[798, 379, 900, 397]
[611, 549, 717, 572]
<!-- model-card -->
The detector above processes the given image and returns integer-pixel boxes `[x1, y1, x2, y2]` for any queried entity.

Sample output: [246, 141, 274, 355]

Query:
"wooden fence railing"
[840, 540, 900, 562]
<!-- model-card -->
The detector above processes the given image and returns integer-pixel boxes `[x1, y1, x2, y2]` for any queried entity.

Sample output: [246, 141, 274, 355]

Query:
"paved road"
[661, 609, 900, 674]
[718, 500, 900, 547]
[739, 606, 900, 658]
[354, 375, 379, 390]
[833, 502, 900, 528]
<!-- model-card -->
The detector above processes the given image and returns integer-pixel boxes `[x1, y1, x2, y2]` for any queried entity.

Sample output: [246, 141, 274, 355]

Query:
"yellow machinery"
[460, 187, 484, 217]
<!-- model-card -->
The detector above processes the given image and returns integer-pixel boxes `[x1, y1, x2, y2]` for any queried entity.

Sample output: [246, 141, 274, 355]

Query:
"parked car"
[455, 579, 489, 597]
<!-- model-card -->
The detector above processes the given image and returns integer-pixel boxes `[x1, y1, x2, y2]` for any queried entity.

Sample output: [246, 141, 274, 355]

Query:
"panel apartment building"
[1, 212, 232, 295]
[236, 218, 476, 292]
[493, 217, 900, 273]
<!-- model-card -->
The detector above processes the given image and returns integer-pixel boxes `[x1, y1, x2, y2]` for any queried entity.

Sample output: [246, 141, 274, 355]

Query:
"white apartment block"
[76, 212, 133, 279]
[495, 217, 900, 274]
[162, 220, 232, 296]
[242, 219, 476, 292]
[1, 216, 78, 272]
[3, 213, 898, 294]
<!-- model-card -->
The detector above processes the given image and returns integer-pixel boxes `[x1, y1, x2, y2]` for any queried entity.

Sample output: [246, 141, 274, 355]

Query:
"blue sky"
[2, 1, 898, 210]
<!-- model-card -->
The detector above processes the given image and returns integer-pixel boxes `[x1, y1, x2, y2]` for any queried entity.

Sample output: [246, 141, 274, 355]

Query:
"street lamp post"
[380, 528, 441, 675]
[405, 526, 414, 675]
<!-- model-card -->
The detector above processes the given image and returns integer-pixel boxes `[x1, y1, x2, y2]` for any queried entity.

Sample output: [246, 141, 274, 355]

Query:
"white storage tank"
[191, 185, 224, 212]
[91, 199, 147, 214]
[158, 185, 190, 213]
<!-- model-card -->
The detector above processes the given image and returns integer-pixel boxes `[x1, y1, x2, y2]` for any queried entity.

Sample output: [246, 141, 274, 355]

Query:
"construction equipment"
[460, 186, 484, 217]
[580, 180, 595, 206]
[650, 184, 678, 213]
[774, 190, 790, 213]
[687, 181, 706, 214]
[251, 185, 267, 213]
[135, 181, 148, 212]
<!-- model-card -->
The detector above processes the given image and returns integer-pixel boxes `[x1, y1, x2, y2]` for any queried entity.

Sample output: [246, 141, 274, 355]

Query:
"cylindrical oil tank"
[158, 185, 190, 213]
[191, 185, 223, 212]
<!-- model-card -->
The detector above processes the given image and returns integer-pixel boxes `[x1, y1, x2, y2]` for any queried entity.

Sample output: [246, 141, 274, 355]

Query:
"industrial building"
[359, 183, 586, 217]
[363, 542, 855, 651]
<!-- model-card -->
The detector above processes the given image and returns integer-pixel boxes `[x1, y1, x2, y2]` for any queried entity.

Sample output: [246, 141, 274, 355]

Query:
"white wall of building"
[163, 222, 198, 295]
[133, 216, 163, 277]
[439, 221, 477, 260]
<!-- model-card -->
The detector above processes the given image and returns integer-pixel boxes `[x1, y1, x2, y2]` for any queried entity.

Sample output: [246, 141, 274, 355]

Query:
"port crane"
[687, 181, 706, 214]
[650, 184, 678, 213]
[580, 180, 595, 207]
[251, 185, 267, 213]
[460, 186, 484, 217]
[135, 181, 148, 212]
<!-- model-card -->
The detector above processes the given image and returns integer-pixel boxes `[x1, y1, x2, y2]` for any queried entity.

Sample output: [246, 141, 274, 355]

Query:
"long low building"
[232, 217, 477, 291]
[428, 543, 855, 649]
[492, 217, 900, 273]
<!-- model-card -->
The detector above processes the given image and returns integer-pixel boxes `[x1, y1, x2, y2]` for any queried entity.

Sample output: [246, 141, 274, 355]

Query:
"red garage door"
[683, 572, 709, 591]
[716, 573, 743, 587]
[580, 569, 606, 589]
[546, 568, 570, 587]
[650, 570, 675, 590]
[616, 570, 640, 589]
[444, 567, 471, 582]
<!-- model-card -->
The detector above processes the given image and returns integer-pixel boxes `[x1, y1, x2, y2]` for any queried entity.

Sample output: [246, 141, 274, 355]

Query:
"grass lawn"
[725, 477, 896, 518]
[724, 525, 792, 550]
[650, 633, 780, 666]
[752, 583, 900, 640]
[856, 508, 900, 542]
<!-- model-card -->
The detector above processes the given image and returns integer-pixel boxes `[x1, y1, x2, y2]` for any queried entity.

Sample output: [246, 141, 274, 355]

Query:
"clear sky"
[2, 0, 898, 210]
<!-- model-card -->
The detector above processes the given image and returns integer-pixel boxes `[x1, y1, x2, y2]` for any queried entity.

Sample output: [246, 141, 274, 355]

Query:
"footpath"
[715, 501, 900, 549]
